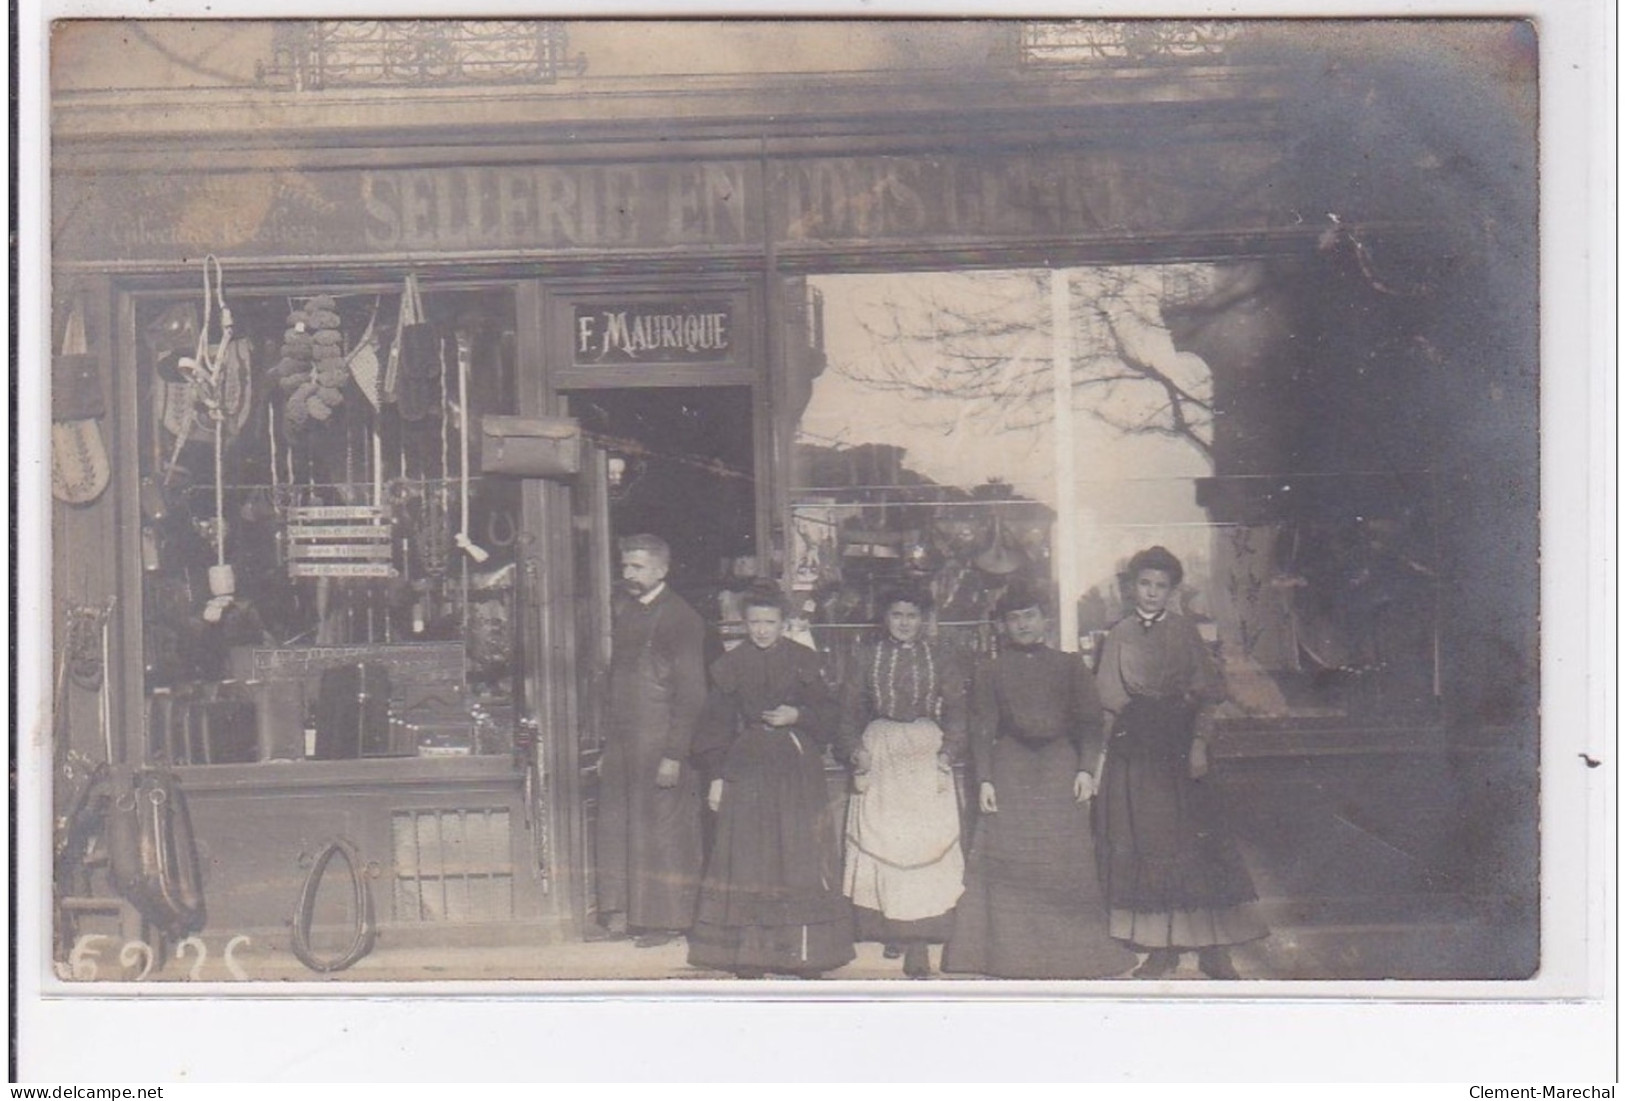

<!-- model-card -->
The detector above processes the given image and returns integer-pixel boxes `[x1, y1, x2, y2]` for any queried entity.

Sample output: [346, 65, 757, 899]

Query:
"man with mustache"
[595, 533, 707, 948]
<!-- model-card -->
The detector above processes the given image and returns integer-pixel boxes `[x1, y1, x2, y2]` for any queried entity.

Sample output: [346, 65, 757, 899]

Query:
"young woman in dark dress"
[1094, 546, 1266, 979]
[687, 587, 854, 979]
[943, 581, 1137, 979]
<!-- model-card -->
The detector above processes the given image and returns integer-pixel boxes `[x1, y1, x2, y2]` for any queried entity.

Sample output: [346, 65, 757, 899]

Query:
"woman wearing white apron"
[838, 587, 968, 978]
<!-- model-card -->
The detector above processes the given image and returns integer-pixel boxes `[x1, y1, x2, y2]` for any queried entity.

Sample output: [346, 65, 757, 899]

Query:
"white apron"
[843, 718, 964, 922]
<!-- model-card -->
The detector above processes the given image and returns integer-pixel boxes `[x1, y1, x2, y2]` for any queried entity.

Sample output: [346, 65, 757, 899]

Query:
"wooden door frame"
[525, 275, 772, 937]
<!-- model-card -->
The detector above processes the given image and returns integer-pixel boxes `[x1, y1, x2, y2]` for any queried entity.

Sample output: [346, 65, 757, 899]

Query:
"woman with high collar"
[943, 580, 1137, 980]
[838, 586, 968, 979]
[1094, 546, 1266, 980]
[687, 586, 854, 979]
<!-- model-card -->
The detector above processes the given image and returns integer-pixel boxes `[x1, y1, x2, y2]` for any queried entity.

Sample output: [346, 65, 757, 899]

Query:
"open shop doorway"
[563, 386, 759, 622]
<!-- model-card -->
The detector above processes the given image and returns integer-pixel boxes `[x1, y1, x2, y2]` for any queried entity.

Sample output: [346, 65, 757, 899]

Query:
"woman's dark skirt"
[943, 737, 1137, 979]
[1094, 697, 1265, 950]
[687, 728, 855, 975]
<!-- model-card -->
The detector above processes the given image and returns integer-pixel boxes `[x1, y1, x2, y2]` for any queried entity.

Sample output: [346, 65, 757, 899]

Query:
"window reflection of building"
[795, 267, 1443, 728]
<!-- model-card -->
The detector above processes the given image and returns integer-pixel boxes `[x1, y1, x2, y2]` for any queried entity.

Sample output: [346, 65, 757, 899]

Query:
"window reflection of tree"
[838, 266, 1227, 461]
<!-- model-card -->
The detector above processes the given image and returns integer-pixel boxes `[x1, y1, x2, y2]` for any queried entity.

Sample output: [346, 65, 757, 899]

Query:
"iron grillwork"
[392, 808, 516, 923]
[260, 20, 584, 90]
[1020, 21, 1245, 66]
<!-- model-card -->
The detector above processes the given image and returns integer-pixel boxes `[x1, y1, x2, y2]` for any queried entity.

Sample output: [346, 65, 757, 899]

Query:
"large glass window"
[789, 265, 1442, 728]
[134, 279, 521, 763]
[787, 271, 1059, 687]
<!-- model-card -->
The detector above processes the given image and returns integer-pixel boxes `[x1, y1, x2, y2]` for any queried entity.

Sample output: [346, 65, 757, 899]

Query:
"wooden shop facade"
[47, 20, 1537, 965]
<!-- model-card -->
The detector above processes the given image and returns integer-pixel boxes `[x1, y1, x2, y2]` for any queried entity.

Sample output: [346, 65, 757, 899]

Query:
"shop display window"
[133, 280, 522, 764]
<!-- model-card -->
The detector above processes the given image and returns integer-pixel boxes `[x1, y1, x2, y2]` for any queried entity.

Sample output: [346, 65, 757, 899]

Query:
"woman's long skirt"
[944, 737, 1138, 979]
[687, 727, 854, 975]
[843, 718, 964, 945]
[1094, 697, 1266, 950]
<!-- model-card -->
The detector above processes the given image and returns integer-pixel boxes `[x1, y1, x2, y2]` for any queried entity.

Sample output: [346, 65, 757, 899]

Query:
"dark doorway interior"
[565, 386, 757, 612]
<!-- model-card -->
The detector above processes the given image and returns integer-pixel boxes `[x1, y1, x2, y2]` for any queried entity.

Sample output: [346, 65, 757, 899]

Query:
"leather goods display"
[230, 644, 469, 757]
[312, 661, 392, 760]
[146, 682, 265, 766]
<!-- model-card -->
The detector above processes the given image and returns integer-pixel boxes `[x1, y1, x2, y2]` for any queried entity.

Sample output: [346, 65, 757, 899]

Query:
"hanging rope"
[213, 412, 227, 569]
[195, 255, 230, 386]
[201, 258, 234, 599]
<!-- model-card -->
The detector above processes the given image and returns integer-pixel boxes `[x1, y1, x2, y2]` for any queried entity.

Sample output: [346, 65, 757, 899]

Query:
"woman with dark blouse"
[1094, 546, 1266, 979]
[838, 587, 968, 978]
[943, 581, 1137, 979]
[688, 587, 854, 979]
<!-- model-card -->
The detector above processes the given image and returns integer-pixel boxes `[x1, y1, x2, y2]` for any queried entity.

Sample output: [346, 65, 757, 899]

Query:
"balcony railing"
[1020, 21, 1246, 66]
[258, 21, 584, 91]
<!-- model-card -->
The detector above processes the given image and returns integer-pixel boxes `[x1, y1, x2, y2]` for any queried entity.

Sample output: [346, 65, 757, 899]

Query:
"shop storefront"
[48, 20, 1537, 966]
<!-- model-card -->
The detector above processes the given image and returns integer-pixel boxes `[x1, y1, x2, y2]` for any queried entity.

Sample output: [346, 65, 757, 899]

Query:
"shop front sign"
[54, 143, 1286, 263]
[572, 302, 733, 364]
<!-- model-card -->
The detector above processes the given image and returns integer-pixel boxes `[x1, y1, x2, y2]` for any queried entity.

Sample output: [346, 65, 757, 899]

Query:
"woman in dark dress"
[838, 586, 967, 979]
[687, 587, 854, 979]
[1094, 546, 1267, 979]
[943, 581, 1137, 979]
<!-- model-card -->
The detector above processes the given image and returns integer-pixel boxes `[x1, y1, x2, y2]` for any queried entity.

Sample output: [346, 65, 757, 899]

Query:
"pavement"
[61, 740, 1535, 988]
[72, 905, 1495, 986]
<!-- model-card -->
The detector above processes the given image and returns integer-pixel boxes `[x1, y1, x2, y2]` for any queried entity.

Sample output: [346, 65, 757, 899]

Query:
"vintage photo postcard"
[14, 0, 1613, 1083]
